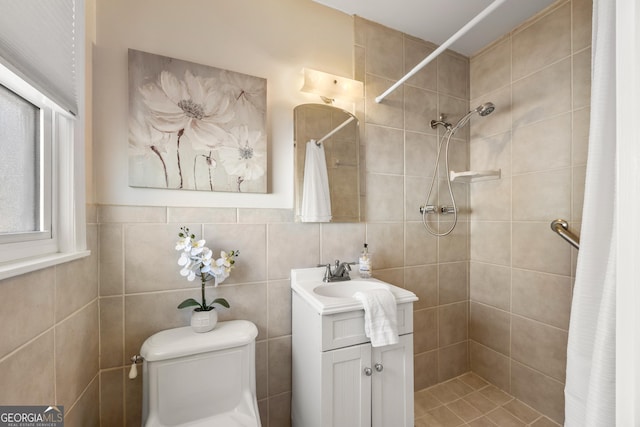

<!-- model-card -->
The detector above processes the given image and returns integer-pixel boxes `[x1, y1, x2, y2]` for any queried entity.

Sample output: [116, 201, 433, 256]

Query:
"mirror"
[294, 104, 362, 222]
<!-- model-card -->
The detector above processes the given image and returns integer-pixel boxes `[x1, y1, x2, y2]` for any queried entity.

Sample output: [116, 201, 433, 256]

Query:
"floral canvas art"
[128, 49, 267, 193]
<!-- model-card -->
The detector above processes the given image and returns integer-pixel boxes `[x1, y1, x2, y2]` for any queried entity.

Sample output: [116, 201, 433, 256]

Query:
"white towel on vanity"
[300, 140, 332, 222]
[353, 288, 399, 347]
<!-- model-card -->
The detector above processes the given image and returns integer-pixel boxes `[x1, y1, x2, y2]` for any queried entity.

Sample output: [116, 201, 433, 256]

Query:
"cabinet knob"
[364, 367, 372, 376]
[374, 363, 383, 372]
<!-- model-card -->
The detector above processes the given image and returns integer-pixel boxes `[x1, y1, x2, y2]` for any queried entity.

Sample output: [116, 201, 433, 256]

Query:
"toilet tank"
[140, 320, 258, 426]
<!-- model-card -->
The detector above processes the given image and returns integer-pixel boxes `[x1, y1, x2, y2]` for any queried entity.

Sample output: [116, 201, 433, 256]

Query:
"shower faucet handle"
[440, 206, 456, 214]
[419, 205, 437, 214]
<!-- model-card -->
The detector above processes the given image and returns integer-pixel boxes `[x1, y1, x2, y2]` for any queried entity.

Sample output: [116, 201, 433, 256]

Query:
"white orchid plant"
[175, 226, 238, 312]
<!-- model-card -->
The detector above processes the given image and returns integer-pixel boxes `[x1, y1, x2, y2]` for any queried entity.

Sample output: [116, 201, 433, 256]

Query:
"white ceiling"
[312, 0, 557, 56]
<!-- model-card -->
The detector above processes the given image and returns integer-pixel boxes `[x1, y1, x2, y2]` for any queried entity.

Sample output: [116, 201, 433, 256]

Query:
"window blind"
[0, 0, 77, 115]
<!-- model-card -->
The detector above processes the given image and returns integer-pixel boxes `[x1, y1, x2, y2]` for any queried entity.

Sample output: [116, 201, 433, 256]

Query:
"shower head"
[452, 102, 495, 131]
[477, 102, 495, 116]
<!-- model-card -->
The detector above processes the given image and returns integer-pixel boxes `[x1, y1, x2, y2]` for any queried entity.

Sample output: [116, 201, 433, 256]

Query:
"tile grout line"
[415, 372, 556, 425]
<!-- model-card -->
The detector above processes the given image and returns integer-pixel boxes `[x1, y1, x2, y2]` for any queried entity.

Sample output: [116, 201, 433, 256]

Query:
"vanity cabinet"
[322, 334, 413, 427]
[292, 291, 415, 427]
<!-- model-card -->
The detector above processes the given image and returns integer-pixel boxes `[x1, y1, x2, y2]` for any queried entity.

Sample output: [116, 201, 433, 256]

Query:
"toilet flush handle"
[129, 355, 144, 379]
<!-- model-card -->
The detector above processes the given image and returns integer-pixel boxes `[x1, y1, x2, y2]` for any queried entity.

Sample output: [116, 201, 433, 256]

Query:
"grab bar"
[550, 219, 580, 250]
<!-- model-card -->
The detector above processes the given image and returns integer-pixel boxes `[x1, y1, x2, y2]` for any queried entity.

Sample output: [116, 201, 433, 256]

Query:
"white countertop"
[291, 267, 418, 315]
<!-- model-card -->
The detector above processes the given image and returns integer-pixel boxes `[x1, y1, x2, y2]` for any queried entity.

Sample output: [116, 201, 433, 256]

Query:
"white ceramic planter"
[190, 309, 218, 333]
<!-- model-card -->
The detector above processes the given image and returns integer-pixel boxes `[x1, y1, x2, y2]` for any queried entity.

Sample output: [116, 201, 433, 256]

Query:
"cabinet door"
[321, 343, 372, 427]
[371, 334, 414, 427]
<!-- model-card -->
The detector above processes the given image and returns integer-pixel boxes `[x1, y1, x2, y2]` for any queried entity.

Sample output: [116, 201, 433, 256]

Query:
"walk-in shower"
[420, 102, 495, 236]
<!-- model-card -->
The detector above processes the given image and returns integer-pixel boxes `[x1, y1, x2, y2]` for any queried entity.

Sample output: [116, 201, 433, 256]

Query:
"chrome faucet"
[320, 260, 355, 282]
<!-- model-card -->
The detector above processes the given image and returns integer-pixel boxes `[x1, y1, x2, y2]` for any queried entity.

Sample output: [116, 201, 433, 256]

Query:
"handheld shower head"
[477, 102, 495, 116]
[452, 101, 495, 131]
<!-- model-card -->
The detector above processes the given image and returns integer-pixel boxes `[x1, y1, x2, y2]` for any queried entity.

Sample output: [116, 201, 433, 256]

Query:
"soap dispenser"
[358, 243, 372, 278]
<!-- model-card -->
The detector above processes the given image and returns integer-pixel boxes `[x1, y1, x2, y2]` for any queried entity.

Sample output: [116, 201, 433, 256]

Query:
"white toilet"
[140, 320, 261, 426]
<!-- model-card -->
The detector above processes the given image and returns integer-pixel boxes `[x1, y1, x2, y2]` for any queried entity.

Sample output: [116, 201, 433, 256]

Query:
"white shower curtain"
[564, 0, 616, 425]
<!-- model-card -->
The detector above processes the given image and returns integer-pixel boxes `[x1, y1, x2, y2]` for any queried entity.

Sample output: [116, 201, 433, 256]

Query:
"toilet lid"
[141, 320, 258, 362]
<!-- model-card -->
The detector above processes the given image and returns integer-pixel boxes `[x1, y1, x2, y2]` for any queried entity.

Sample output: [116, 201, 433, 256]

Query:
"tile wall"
[467, 0, 592, 423]
[0, 206, 100, 426]
[354, 17, 472, 390]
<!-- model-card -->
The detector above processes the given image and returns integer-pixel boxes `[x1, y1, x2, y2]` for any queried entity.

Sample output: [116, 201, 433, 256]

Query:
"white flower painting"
[128, 49, 267, 193]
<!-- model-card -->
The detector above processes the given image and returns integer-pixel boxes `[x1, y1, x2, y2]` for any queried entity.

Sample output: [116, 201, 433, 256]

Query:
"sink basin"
[291, 267, 418, 315]
[313, 280, 387, 298]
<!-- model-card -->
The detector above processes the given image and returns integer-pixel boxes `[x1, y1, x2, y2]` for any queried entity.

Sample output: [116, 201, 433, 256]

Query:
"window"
[0, 63, 88, 278]
[0, 0, 87, 279]
[0, 73, 52, 246]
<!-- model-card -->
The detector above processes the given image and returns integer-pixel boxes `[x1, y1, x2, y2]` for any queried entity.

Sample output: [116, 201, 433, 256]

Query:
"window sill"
[0, 250, 91, 281]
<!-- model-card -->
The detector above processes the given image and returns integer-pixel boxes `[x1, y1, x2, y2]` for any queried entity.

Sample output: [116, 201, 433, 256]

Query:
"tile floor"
[414, 373, 562, 426]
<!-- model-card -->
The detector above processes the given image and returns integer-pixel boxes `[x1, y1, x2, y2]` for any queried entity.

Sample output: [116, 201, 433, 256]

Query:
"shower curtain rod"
[315, 116, 355, 146]
[375, 0, 508, 104]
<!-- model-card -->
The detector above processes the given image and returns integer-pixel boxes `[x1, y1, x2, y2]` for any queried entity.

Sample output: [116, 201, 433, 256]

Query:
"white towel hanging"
[300, 140, 332, 222]
[353, 288, 399, 347]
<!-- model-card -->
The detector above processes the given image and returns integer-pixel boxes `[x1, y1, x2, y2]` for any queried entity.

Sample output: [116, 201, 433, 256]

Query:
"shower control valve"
[419, 205, 437, 215]
[440, 206, 456, 215]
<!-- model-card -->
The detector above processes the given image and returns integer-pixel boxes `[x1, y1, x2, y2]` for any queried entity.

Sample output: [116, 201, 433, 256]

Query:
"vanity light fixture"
[300, 68, 363, 104]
